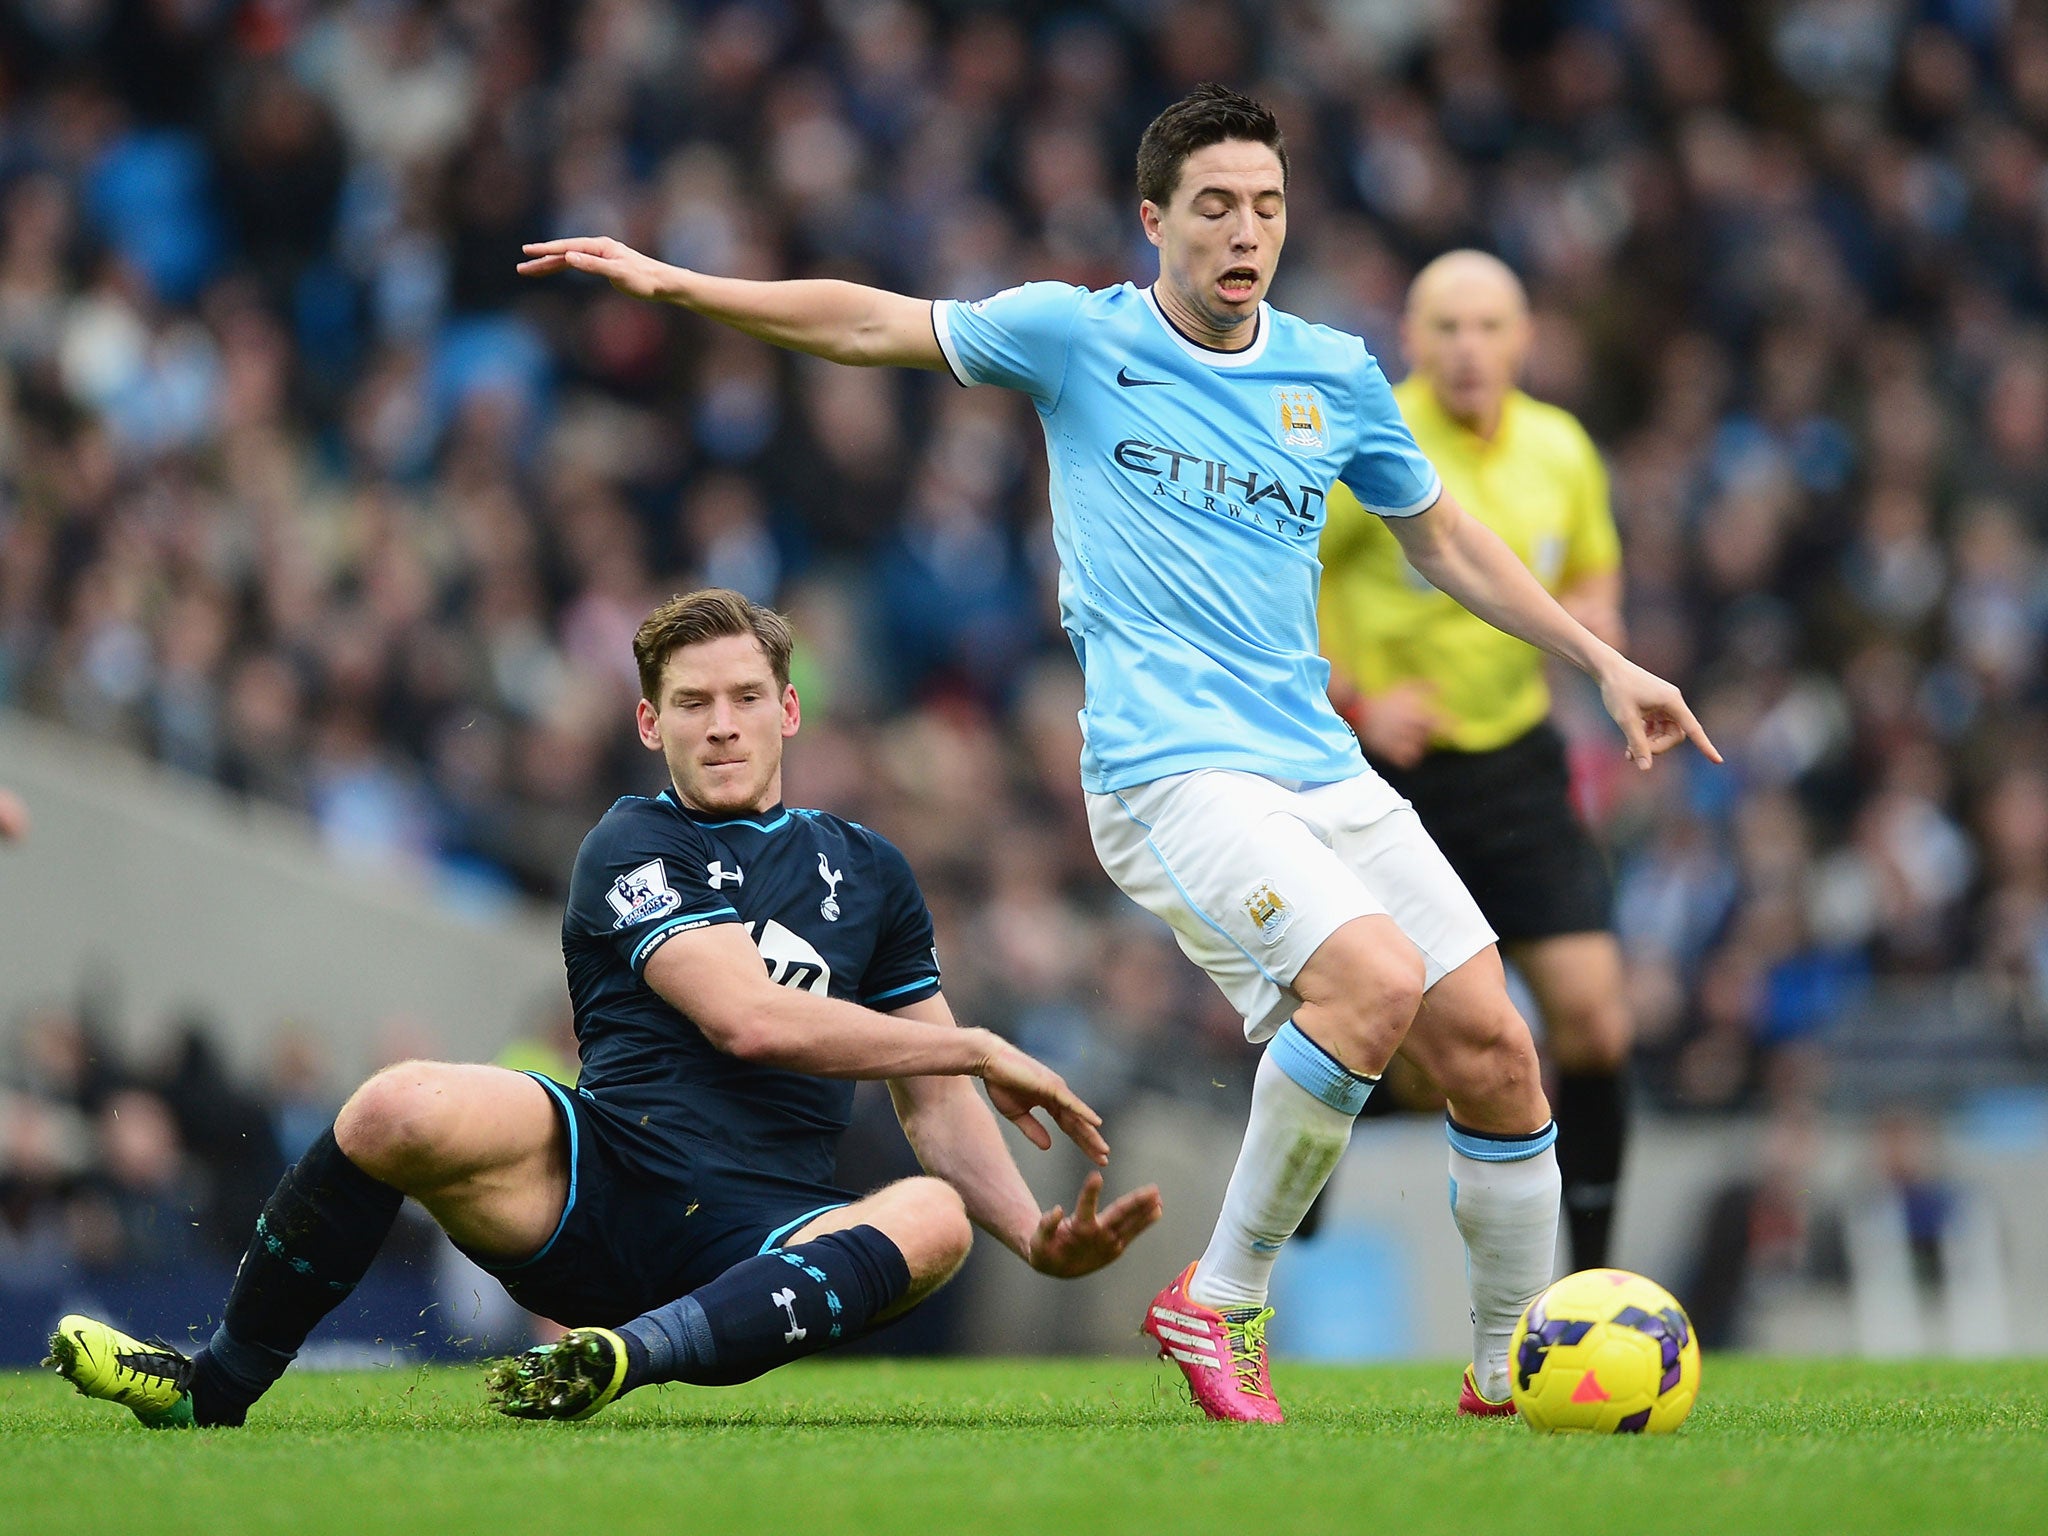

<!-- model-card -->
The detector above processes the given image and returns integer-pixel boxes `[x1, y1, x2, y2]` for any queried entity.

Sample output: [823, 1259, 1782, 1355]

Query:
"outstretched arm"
[885, 995, 1162, 1277]
[1385, 492, 1719, 771]
[518, 237, 946, 370]
[642, 924, 1106, 1162]
[1558, 569, 1627, 651]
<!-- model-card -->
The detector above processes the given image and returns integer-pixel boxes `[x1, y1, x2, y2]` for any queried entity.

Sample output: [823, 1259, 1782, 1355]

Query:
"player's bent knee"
[334, 1062, 463, 1183]
[904, 1177, 973, 1278]
[1350, 940, 1424, 1018]
[861, 1176, 972, 1291]
[1445, 1022, 1549, 1131]
[1298, 929, 1426, 1065]
[1375, 956, 1428, 1034]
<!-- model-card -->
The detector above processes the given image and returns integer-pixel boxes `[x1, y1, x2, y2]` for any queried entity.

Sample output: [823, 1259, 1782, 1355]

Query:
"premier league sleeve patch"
[607, 859, 684, 930]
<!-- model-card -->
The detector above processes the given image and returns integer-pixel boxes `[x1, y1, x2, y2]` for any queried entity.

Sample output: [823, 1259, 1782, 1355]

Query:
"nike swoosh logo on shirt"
[1116, 367, 1171, 387]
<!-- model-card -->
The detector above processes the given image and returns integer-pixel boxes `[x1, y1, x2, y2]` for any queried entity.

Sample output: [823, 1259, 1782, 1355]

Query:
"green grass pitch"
[5, 1358, 2044, 1536]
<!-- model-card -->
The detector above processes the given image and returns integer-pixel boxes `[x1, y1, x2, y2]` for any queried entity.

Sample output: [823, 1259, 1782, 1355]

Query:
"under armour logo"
[771, 1287, 805, 1344]
[706, 861, 744, 889]
[817, 852, 844, 922]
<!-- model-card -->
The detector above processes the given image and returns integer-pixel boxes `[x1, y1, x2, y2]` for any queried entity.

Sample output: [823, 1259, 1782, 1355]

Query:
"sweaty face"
[637, 634, 799, 816]
[1403, 258, 1532, 429]
[1144, 139, 1287, 342]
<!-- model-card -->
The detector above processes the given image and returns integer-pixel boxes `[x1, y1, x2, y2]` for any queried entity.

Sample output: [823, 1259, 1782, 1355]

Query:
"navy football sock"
[618, 1226, 912, 1390]
[1556, 1070, 1628, 1270]
[189, 1128, 403, 1425]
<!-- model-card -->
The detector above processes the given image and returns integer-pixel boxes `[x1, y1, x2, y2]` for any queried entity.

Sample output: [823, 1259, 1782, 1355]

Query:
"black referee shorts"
[1369, 720, 1613, 943]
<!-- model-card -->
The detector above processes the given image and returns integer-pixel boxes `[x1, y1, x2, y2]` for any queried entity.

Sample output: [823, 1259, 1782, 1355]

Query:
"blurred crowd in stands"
[8, 0, 2048, 1287]
[0, 1004, 339, 1285]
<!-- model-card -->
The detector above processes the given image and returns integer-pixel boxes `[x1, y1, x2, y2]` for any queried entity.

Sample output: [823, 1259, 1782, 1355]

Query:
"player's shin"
[1447, 1119, 1561, 1403]
[1555, 1069, 1627, 1269]
[1189, 1025, 1376, 1312]
[617, 1224, 911, 1390]
[189, 1127, 403, 1426]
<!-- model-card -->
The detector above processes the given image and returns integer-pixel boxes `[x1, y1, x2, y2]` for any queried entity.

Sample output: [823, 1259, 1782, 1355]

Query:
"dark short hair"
[633, 588, 794, 701]
[1136, 83, 1288, 208]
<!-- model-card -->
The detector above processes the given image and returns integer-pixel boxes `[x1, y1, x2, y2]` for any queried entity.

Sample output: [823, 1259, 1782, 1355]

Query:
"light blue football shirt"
[932, 281, 1442, 794]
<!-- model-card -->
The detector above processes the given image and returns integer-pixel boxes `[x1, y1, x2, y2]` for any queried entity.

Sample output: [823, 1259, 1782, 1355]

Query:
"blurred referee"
[1318, 250, 1630, 1271]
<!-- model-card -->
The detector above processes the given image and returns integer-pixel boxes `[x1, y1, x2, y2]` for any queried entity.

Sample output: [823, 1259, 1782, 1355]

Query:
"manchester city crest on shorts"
[1272, 386, 1327, 453]
[1241, 878, 1294, 945]
[607, 859, 682, 929]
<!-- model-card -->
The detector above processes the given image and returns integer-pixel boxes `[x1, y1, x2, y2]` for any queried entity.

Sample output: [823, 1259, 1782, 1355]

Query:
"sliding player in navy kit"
[47, 589, 1159, 1427]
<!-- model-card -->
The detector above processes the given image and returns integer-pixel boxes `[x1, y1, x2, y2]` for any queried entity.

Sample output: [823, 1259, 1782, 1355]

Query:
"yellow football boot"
[484, 1327, 631, 1421]
[44, 1314, 195, 1429]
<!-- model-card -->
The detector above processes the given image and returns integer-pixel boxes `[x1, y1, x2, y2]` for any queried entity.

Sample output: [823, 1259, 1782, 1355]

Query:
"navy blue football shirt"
[561, 786, 942, 1187]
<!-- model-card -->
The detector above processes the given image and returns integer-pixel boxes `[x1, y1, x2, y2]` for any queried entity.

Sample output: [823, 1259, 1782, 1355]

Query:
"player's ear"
[1139, 199, 1164, 248]
[635, 696, 663, 751]
[781, 683, 801, 739]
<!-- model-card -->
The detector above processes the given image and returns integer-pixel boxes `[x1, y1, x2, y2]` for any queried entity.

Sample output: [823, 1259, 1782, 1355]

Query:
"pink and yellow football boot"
[1142, 1262, 1285, 1425]
[1458, 1364, 1517, 1417]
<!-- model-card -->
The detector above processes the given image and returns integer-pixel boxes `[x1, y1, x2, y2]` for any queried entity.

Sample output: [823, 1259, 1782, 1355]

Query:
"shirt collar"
[1141, 284, 1272, 368]
[661, 785, 790, 830]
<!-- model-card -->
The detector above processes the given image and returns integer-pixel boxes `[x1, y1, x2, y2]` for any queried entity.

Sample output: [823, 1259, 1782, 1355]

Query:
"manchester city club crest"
[1272, 385, 1327, 453]
[1240, 877, 1295, 944]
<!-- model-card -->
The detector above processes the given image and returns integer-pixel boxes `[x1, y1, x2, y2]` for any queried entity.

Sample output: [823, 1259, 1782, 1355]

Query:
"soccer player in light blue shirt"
[523, 83, 1718, 1424]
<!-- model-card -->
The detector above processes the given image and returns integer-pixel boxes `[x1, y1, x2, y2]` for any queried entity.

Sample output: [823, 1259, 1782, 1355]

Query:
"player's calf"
[163, 1067, 559, 1428]
[46, 1122, 410, 1428]
[1405, 951, 1561, 1404]
[492, 1180, 966, 1421]
[1158, 920, 1419, 1350]
[490, 1223, 916, 1419]
[192, 1125, 406, 1424]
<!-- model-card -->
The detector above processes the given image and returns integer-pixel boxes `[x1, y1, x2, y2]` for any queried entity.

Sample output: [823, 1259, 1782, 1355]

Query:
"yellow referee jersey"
[1319, 378, 1620, 753]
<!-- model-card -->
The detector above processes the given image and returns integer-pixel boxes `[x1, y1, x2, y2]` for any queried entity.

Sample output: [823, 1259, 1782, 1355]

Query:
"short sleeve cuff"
[929, 301, 975, 388]
[1366, 473, 1443, 519]
[864, 976, 942, 1008]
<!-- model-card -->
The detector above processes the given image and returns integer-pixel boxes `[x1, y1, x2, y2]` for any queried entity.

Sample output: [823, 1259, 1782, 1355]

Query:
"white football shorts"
[1086, 768, 1497, 1043]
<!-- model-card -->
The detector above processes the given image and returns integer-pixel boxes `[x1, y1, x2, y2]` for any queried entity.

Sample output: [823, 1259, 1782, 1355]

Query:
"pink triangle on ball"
[1571, 1371, 1610, 1404]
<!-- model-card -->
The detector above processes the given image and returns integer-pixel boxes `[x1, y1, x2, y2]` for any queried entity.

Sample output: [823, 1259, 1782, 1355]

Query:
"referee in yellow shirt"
[1320, 250, 1632, 1270]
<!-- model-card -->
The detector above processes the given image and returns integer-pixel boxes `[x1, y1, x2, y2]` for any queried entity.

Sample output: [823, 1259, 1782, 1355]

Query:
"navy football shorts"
[466, 1073, 860, 1326]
